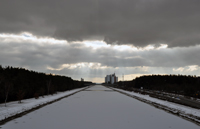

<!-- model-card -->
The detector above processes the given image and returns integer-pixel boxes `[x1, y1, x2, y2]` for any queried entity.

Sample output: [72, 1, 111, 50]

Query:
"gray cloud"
[1, 0, 200, 47]
[1, 39, 200, 78]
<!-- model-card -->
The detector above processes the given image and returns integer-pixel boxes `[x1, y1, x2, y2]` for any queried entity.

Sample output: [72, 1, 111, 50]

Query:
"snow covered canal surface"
[1, 85, 199, 129]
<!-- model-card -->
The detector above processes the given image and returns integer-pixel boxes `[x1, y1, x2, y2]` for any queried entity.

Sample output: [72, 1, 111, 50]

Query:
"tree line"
[0, 65, 86, 106]
[117, 74, 200, 98]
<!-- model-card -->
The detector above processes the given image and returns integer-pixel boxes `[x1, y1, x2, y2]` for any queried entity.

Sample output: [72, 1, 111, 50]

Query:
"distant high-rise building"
[105, 73, 118, 84]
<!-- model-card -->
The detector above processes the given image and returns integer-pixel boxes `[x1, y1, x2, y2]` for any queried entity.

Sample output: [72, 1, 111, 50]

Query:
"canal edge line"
[107, 86, 200, 126]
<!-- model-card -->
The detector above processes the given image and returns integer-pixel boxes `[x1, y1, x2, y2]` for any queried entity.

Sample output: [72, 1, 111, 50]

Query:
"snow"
[1, 85, 199, 129]
[111, 87, 200, 123]
[0, 87, 87, 121]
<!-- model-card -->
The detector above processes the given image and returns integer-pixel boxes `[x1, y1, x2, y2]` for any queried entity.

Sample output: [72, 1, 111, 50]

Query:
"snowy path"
[0, 87, 87, 121]
[1, 85, 199, 129]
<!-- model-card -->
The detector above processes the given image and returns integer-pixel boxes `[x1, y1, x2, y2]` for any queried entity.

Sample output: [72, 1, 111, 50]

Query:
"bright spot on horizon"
[83, 40, 139, 51]
[47, 62, 110, 71]
[82, 40, 110, 49]
[0, 32, 67, 45]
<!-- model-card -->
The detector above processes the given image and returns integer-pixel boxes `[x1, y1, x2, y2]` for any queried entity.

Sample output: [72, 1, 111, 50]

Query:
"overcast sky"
[0, 0, 200, 82]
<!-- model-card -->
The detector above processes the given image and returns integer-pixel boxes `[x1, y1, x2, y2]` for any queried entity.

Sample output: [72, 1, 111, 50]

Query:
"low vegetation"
[118, 74, 200, 98]
[0, 65, 85, 105]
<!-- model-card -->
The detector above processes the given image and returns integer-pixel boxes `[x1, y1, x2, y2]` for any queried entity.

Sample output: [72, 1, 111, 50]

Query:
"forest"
[0, 65, 86, 104]
[117, 74, 200, 98]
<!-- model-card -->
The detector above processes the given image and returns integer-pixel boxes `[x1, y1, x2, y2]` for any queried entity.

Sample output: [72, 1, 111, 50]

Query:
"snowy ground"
[0, 87, 87, 121]
[1, 85, 199, 129]
[111, 87, 200, 124]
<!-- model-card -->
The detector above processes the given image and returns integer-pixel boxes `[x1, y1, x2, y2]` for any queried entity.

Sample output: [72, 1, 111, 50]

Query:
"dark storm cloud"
[1, 0, 200, 47]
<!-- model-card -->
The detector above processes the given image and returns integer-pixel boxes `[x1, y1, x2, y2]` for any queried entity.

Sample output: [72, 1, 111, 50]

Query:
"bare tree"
[0, 76, 4, 100]
[34, 92, 39, 99]
[4, 82, 13, 107]
[17, 90, 25, 103]
[0, 75, 4, 85]
[39, 87, 45, 98]
[46, 80, 51, 95]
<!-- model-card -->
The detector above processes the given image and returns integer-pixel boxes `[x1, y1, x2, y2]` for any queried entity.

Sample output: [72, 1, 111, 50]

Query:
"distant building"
[105, 73, 118, 84]
[81, 78, 84, 82]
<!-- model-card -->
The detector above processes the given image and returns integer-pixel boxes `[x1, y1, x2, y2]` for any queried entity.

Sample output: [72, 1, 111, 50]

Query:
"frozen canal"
[1, 85, 199, 129]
